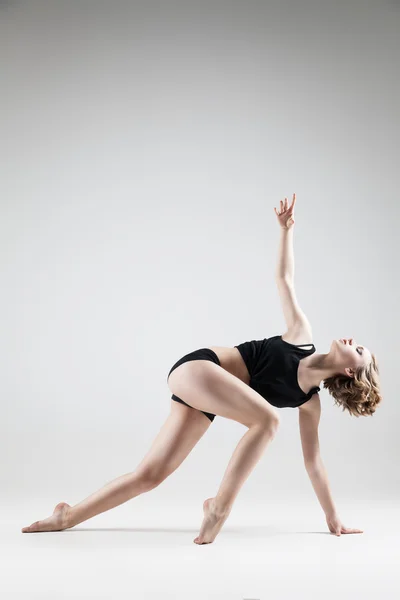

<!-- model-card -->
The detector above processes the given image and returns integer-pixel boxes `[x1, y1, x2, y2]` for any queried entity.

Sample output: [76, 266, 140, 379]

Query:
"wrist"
[325, 510, 339, 519]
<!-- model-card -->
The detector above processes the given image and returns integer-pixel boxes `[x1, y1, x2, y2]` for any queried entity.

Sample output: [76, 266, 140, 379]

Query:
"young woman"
[21, 193, 382, 543]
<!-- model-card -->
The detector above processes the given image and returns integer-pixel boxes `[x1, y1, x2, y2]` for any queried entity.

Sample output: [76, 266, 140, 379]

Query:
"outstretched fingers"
[342, 526, 364, 534]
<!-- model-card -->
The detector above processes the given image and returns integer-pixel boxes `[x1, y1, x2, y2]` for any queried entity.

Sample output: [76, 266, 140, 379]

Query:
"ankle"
[64, 507, 76, 529]
[212, 497, 232, 517]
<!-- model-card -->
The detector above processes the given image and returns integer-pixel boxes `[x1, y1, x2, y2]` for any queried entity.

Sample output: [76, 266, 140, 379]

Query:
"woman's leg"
[167, 360, 280, 544]
[21, 400, 211, 533]
[194, 419, 278, 544]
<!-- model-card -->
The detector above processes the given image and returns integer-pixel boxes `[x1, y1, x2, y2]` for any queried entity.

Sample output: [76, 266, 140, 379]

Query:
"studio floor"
[2, 499, 398, 600]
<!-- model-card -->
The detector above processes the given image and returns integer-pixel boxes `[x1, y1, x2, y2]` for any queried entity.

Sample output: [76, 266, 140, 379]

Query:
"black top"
[234, 335, 321, 408]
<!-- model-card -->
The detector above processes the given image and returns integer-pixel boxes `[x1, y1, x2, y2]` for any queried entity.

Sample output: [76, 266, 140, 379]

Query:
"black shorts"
[167, 348, 221, 422]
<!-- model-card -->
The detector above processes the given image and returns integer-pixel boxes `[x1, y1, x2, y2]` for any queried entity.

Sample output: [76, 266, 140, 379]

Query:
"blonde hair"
[322, 352, 382, 417]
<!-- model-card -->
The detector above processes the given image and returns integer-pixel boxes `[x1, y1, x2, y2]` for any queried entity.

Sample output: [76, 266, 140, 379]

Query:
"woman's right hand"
[274, 193, 296, 230]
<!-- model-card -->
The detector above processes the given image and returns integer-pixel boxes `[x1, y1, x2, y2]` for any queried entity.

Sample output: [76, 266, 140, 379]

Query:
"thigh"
[167, 361, 279, 428]
[135, 400, 211, 482]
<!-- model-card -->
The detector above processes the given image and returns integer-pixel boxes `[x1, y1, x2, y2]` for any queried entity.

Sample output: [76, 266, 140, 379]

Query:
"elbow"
[304, 456, 323, 472]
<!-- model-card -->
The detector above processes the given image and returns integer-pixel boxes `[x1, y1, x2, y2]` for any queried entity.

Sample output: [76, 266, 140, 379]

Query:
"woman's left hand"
[326, 513, 364, 536]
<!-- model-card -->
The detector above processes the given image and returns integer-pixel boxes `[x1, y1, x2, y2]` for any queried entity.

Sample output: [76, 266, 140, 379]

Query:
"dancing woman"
[21, 193, 382, 542]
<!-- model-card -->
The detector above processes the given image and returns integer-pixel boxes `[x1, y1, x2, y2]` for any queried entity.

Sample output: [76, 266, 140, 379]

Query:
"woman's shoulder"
[280, 324, 314, 347]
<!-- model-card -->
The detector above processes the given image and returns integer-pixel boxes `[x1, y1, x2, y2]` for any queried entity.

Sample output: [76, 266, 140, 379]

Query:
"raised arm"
[274, 195, 311, 333]
[274, 194, 296, 281]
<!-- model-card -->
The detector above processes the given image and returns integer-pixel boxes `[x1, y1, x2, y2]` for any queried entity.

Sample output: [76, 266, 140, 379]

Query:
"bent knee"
[136, 466, 169, 489]
[256, 412, 280, 435]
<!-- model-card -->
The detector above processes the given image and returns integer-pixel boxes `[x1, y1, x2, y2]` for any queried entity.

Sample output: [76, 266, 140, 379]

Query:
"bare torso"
[207, 346, 251, 385]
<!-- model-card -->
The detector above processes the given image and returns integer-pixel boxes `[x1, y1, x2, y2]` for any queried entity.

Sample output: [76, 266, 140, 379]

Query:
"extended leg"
[21, 400, 211, 533]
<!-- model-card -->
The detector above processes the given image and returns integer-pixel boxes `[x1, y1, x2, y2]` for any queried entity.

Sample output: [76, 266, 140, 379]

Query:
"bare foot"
[193, 497, 231, 545]
[21, 502, 72, 533]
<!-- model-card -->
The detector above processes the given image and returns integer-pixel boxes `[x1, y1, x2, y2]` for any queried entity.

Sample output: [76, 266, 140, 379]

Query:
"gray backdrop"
[1, 0, 398, 526]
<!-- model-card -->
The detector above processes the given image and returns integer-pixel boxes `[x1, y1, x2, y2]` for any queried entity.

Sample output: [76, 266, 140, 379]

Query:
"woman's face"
[333, 338, 372, 372]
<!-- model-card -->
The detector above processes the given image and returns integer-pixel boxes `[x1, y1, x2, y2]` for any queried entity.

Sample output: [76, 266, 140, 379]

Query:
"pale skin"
[22, 193, 364, 542]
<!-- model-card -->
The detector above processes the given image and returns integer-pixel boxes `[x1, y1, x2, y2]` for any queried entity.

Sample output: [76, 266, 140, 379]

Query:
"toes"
[194, 536, 212, 545]
[22, 522, 37, 533]
[194, 536, 205, 544]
